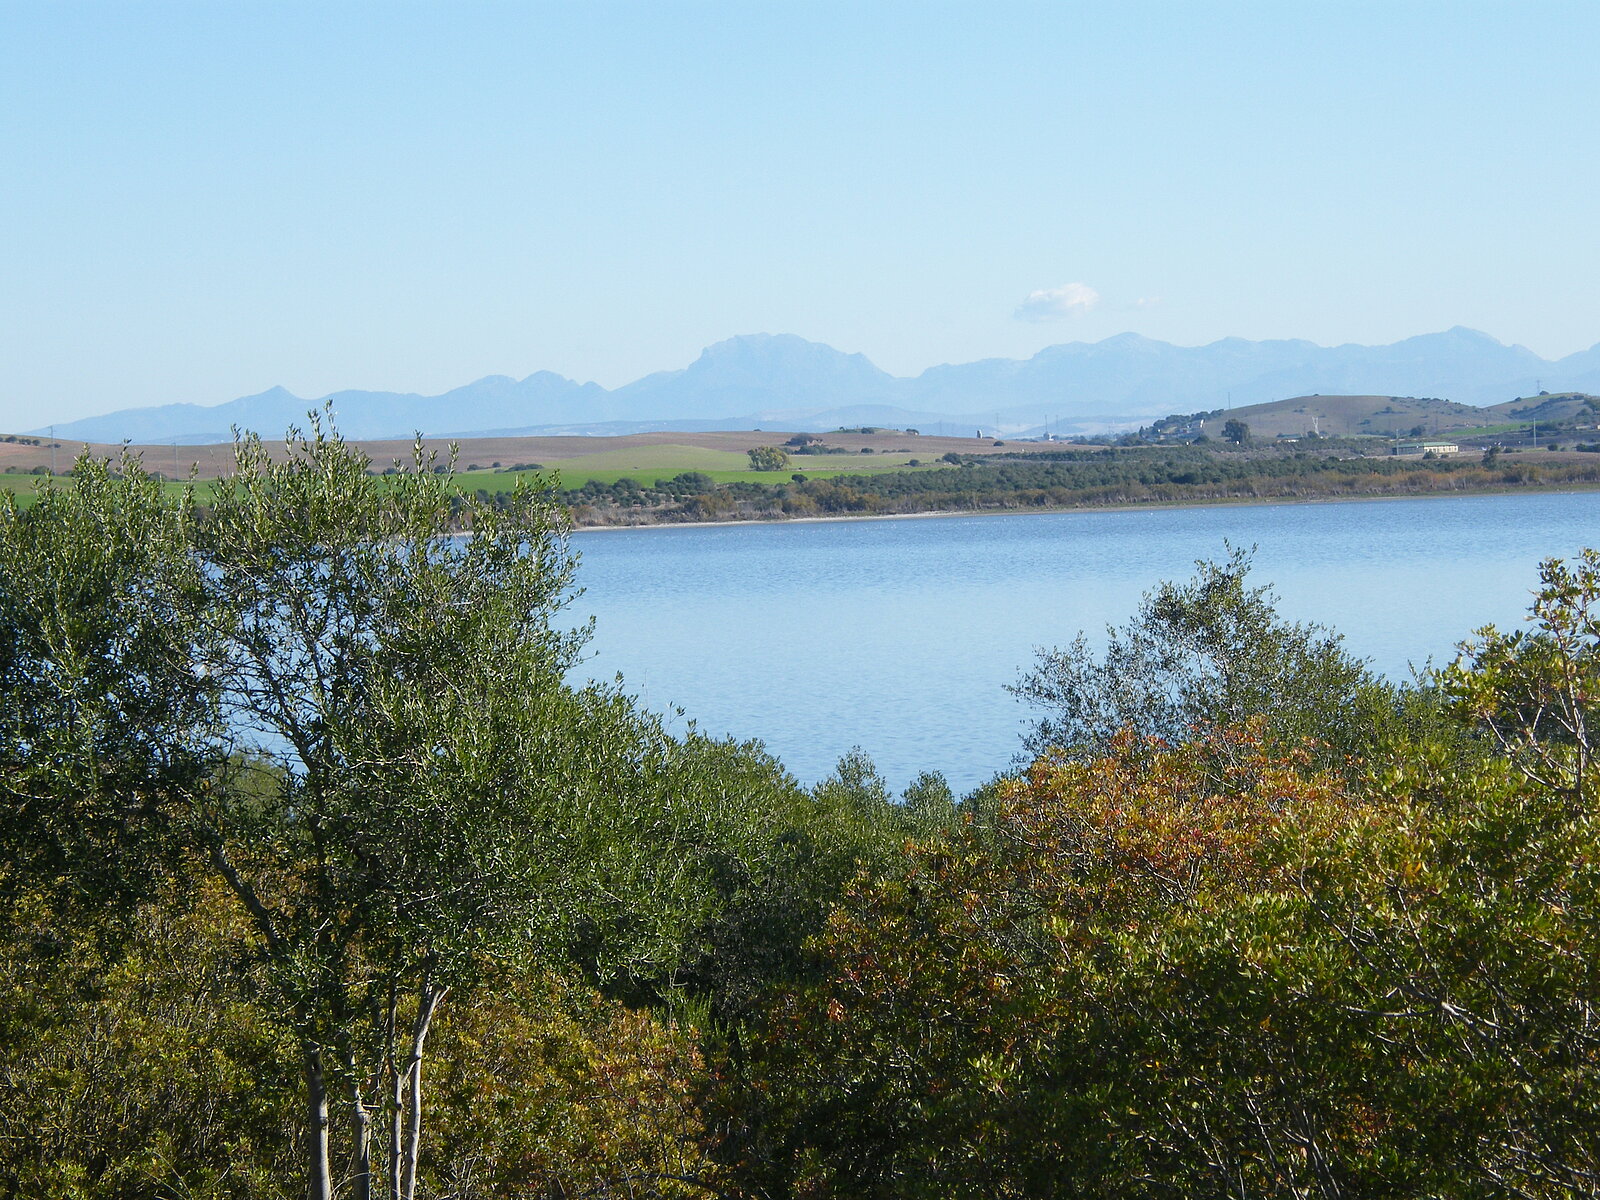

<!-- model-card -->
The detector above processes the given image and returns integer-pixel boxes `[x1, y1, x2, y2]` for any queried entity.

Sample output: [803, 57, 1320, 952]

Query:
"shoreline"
[570, 481, 1600, 533]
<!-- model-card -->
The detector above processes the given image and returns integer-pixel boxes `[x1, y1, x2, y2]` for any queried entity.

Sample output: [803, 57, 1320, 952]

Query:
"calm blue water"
[570, 493, 1600, 795]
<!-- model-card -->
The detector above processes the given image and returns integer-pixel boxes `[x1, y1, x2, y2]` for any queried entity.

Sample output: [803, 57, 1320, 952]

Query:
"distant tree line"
[527, 444, 1600, 526]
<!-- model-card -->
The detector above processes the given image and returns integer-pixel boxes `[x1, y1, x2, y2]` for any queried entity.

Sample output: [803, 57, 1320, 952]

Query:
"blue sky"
[3, 1, 1598, 428]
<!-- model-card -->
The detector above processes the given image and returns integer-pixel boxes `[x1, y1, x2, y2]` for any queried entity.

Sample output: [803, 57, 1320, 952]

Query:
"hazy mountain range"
[33, 328, 1600, 444]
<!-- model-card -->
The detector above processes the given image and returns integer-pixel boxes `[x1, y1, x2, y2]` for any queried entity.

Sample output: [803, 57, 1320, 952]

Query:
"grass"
[0, 475, 46, 506]
[0, 473, 215, 509]
[0, 432, 966, 510]
[452, 443, 946, 492]
[0, 431, 1014, 501]
[1, 455, 952, 509]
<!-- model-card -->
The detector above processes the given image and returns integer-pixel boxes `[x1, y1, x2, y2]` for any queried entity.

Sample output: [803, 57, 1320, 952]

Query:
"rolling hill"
[1149, 392, 1600, 441]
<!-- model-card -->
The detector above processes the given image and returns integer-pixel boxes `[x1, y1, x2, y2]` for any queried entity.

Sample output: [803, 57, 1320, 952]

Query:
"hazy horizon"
[42, 324, 1595, 424]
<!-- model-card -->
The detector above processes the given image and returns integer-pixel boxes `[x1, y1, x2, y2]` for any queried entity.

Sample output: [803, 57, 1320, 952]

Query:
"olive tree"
[187, 423, 625, 1200]
[1011, 546, 1403, 771]
[747, 445, 791, 471]
[0, 454, 208, 933]
[3, 424, 740, 1200]
[1438, 548, 1600, 802]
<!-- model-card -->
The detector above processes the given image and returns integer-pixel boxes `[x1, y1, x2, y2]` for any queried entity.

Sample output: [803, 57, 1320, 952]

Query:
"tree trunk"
[388, 1063, 404, 1200]
[347, 1067, 373, 1200]
[400, 984, 448, 1200]
[382, 984, 402, 1200]
[304, 1045, 333, 1200]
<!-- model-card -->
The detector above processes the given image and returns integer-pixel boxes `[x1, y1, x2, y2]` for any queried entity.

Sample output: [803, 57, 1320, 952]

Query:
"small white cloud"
[1015, 282, 1101, 322]
[1134, 296, 1163, 309]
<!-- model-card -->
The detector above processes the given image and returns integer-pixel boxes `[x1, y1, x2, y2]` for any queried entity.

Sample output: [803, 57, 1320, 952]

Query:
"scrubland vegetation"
[9, 429, 1600, 528]
[3, 427, 1599, 1198]
[554, 443, 1600, 526]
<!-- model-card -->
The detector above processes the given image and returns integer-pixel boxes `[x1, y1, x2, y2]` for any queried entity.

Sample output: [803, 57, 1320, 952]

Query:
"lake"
[571, 492, 1600, 795]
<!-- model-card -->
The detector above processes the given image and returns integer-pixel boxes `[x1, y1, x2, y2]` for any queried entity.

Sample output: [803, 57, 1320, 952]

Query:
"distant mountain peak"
[238, 384, 301, 404]
[693, 332, 884, 368]
[31, 327, 1600, 444]
[706, 331, 809, 349]
[1408, 326, 1501, 346]
[1098, 331, 1163, 348]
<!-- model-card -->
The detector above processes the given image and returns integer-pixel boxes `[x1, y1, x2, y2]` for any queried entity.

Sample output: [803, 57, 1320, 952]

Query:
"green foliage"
[0, 454, 208, 933]
[1437, 547, 1600, 801]
[1223, 417, 1252, 444]
[722, 713, 1600, 1198]
[565, 728, 872, 1008]
[0, 883, 726, 1200]
[414, 974, 717, 1199]
[900, 769, 956, 821]
[14, 425, 1600, 1198]
[675, 747, 947, 1026]
[809, 747, 957, 846]
[195, 419, 590, 945]
[1011, 545, 1405, 772]
[0, 432, 664, 1183]
[0, 882, 301, 1199]
[541, 439, 1600, 527]
[0, 424, 605, 1195]
[714, 728, 1369, 1199]
[747, 445, 792, 471]
[2, 421, 913, 1197]
[811, 746, 891, 814]
[711, 554, 1600, 1198]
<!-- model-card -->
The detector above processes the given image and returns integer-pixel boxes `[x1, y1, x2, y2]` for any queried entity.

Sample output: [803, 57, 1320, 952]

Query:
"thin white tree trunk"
[399, 983, 448, 1200]
[383, 984, 402, 1200]
[388, 1064, 404, 1200]
[304, 1045, 333, 1200]
[347, 1064, 373, 1200]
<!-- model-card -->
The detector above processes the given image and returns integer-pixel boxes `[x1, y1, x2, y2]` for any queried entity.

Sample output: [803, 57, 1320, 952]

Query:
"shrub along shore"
[548, 443, 1600, 527]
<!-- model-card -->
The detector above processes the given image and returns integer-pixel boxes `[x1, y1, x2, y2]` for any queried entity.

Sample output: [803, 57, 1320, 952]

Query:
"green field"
[0, 474, 64, 506]
[0, 472, 212, 509]
[453, 443, 944, 492]
[1, 441, 950, 507]
[0, 474, 45, 496]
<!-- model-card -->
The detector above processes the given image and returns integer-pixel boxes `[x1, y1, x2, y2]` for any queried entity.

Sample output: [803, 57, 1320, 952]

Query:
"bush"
[748, 446, 792, 471]
[1011, 546, 1407, 773]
